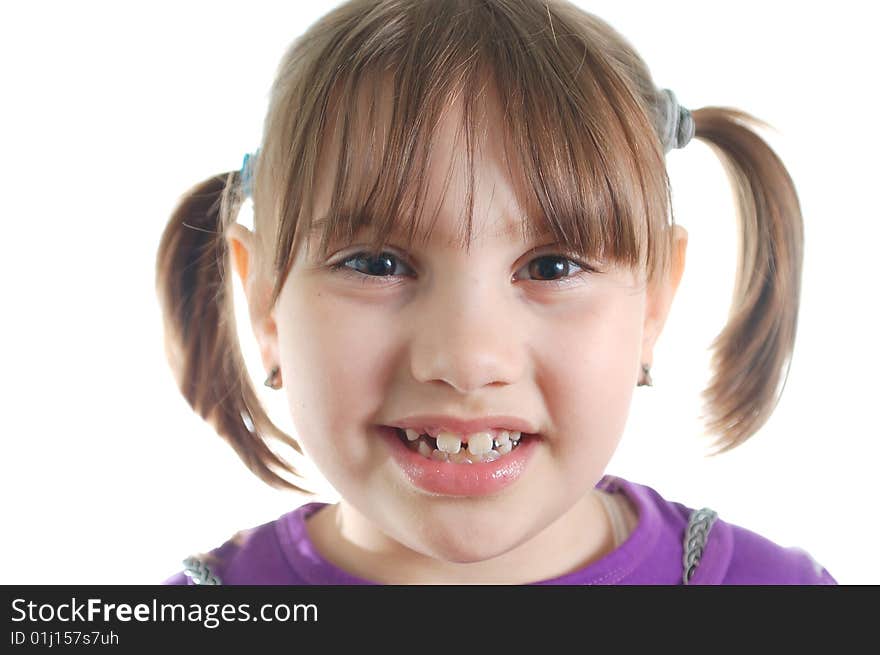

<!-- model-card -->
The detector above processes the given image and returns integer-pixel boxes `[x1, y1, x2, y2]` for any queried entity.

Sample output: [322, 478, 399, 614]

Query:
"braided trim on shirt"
[182, 555, 222, 585]
[682, 507, 719, 585]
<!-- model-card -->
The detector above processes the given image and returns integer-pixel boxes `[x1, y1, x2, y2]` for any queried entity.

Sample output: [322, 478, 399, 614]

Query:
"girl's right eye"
[329, 251, 413, 283]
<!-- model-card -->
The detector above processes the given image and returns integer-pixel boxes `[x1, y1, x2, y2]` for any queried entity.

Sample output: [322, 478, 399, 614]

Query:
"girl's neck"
[305, 488, 626, 584]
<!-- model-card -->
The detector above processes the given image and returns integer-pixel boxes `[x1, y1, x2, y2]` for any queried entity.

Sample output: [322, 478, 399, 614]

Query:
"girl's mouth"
[377, 426, 541, 497]
[392, 427, 529, 463]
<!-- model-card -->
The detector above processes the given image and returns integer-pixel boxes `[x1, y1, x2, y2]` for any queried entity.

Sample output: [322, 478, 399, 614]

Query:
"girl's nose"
[407, 275, 525, 393]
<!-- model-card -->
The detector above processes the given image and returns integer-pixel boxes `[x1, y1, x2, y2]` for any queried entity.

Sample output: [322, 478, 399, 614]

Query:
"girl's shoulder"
[600, 475, 837, 585]
[162, 502, 330, 585]
[718, 521, 837, 585]
[162, 529, 253, 585]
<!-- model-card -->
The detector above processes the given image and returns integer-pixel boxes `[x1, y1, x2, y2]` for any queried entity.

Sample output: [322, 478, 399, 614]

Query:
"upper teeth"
[403, 428, 522, 454]
[437, 433, 464, 454]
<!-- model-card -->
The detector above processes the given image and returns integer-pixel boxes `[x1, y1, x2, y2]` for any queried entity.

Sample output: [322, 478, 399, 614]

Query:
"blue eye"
[328, 250, 595, 288]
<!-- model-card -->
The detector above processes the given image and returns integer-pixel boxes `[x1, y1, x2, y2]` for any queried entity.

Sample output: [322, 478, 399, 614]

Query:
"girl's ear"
[640, 224, 688, 368]
[225, 223, 280, 379]
[227, 222, 253, 283]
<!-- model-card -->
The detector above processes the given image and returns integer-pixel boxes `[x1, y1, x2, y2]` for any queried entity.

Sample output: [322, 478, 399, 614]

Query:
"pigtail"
[154, 170, 316, 494]
[691, 107, 804, 455]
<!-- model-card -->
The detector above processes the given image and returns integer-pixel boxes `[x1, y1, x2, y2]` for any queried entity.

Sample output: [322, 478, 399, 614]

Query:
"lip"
[388, 414, 538, 436]
[376, 425, 540, 497]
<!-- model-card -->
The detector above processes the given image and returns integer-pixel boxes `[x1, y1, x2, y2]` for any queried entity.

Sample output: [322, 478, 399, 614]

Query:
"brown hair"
[155, 0, 804, 492]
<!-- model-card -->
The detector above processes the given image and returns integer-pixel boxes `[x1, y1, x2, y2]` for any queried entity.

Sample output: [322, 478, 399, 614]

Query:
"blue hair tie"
[239, 148, 260, 198]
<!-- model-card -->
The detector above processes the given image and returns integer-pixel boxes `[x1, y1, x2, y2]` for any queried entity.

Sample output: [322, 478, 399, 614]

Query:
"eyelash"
[328, 249, 597, 289]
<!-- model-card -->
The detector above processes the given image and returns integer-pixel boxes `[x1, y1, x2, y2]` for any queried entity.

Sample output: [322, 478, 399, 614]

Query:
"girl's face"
[231, 100, 687, 582]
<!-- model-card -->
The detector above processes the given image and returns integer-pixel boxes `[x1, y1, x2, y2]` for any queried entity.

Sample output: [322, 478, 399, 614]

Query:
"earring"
[637, 363, 653, 387]
[264, 365, 282, 390]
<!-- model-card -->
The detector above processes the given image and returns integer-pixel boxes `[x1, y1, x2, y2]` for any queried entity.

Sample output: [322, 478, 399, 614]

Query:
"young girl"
[157, 0, 835, 585]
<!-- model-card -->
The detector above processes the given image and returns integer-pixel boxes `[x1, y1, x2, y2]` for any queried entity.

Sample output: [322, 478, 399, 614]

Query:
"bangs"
[264, 0, 673, 303]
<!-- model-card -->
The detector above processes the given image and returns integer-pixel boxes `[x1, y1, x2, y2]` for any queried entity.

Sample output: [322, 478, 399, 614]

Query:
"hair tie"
[658, 88, 694, 153]
[239, 148, 260, 199]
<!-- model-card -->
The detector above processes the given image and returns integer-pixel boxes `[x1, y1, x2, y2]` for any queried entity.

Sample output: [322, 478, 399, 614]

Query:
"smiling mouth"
[391, 427, 535, 464]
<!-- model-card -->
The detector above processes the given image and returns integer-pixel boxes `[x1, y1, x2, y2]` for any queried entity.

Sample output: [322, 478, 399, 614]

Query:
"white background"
[1, 1, 876, 584]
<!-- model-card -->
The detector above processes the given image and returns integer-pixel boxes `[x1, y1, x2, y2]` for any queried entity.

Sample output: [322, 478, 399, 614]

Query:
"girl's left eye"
[328, 250, 596, 288]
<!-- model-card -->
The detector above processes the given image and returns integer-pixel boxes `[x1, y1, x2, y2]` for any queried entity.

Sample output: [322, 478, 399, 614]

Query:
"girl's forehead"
[304, 206, 555, 259]
[306, 134, 552, 253]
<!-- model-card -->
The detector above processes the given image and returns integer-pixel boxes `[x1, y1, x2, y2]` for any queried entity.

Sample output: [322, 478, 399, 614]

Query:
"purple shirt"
[163, 474, 837, 585]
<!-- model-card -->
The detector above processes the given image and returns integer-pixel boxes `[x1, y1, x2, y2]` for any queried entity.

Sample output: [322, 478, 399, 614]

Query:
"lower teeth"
[397, 430, 524, 463]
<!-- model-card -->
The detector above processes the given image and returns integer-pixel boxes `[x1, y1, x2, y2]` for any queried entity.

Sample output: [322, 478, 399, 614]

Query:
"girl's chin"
[391, 513, 534, 567]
